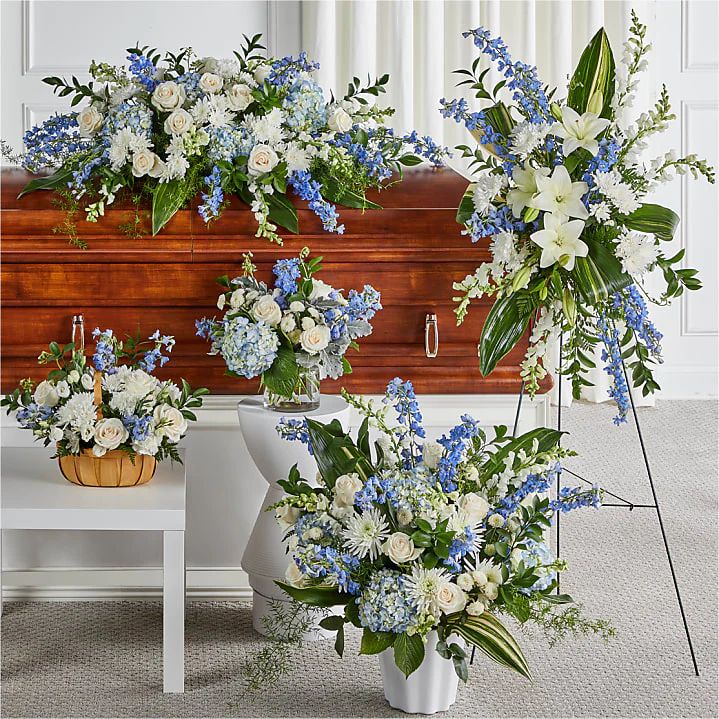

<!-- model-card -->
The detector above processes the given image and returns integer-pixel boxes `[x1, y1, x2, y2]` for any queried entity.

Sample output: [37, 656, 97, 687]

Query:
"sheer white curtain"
[302, 0, 657, 406]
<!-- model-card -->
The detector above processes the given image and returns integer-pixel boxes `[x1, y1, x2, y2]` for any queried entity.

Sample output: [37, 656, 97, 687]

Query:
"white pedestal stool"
[237, 395, 350, 638]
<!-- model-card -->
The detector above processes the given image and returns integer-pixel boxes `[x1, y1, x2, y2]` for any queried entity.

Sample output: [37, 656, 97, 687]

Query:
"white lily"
[530, 213, 588, 270]
[532, 164, 589, 220]
[506, 164, 549, 218]
[553, 106, 610, 156]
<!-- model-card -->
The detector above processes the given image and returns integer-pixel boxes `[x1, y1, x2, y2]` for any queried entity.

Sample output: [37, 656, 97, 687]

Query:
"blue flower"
[198, 166, 224, 223]
[436, 414, 481, 492]
[127, 52, 157, 92]
[549, 485, 602, 513]
[357, 569, 419, 633]
[92, 328, 118, 374]
[267, 52, 320, 88]
[272, 257, 302, 302]
[216, 316, 279, 378]
[384, 378, 426, 466]
[515, 540, 557, 594]
[21, 113, 88, 172]
[288, 171, 344, 234]
[275, 417, 313, 455]
[597, 313, 630, 424]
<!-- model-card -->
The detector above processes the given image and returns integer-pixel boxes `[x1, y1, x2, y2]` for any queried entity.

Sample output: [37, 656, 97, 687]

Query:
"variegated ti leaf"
[624, 203, 680, 241]
[152, 178, 186, 235]
[450, 612, 532, 680]
[567, 28, 616, 119]
[456, 188, 476, 225]
[469, 101, 514, 157]
[573, 239, 632, 305]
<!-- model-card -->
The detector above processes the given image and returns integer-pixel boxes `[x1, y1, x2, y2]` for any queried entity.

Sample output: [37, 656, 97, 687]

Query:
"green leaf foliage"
[267, 192, 299, 233]
[393, 632, 425, 678]
[151, 179, 187, 235]
[275, 582, 346, 607]
[17, 167, 75, 198]
[456, 189, 475, 225]
[262, 343, 300, 399]
[360, 629, 396, 655]
[567, 28, 616, 119]
[624, 203, 680, 241]
[479, 291, 535, 376]
[324, 177, 382, 210]
[573, 238, 632, 304]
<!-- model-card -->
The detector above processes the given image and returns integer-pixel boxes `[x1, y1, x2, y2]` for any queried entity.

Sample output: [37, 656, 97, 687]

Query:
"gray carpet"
[1, 401, 717, 719]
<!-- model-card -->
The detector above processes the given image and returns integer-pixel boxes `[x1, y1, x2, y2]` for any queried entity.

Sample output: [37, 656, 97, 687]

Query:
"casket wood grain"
[1, 167, 549, 395]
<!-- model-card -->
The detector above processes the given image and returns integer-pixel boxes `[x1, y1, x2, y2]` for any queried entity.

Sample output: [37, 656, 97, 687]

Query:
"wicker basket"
[56, 370, 157, 487]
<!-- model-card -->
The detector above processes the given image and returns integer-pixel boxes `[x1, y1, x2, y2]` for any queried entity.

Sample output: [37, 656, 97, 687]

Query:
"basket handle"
[93, 369, 103, 420]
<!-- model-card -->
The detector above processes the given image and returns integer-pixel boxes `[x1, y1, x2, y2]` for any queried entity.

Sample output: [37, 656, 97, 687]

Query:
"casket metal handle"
[424, 313, 439, 358]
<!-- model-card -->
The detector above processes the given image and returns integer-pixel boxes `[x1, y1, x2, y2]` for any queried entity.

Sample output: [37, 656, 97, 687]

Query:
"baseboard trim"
[1, 567, 253, 601]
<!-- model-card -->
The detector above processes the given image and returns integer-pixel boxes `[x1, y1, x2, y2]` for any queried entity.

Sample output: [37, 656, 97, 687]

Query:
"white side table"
[0, 447, 187, 693]
[237, 395, 350, 637]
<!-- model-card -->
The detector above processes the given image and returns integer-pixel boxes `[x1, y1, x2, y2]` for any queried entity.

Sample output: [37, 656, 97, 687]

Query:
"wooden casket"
[1, 166, 548, 395]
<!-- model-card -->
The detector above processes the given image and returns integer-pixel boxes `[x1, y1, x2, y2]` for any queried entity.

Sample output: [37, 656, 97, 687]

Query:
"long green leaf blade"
[152, 179, 186, 235]
[479, 292, 534, 377]
[306, 419, 374, 489]
[17, 167, 74, 198]
[573, 238, 632, 304]
[267, 192, 299, 233]
[275, 581, 346, 607]
[567, 28, 616, 118]
[624, 203, 680, 241]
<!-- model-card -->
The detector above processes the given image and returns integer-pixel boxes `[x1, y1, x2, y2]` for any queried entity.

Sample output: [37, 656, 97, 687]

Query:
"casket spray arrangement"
[196, 250, 381, 410]
[2, 328, 208, 485]
[8, 35, 445, 246]
[442, 13, 715, 423]
[270, 379, 613, 685]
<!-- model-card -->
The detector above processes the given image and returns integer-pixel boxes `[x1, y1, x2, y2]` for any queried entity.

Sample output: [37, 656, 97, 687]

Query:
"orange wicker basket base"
[58, 450, 157, 487]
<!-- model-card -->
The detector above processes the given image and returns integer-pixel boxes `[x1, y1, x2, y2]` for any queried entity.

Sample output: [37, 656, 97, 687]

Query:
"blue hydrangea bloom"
[357, 569, 419, 633]
[218, 316, 279, 378]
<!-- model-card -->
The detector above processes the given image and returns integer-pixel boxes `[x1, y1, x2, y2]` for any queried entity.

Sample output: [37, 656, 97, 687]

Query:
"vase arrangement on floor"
[2, 325, 207, 487]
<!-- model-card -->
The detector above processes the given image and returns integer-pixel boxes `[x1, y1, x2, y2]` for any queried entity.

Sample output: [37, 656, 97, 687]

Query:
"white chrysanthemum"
[406, 565, 451, 616]
[510, 120, 553, 157]
[472, 174, 506, 215]
[468, 558, 504, 586]
[284, 142, 311, 173]
[190, 97, 212, 126]
[615, 231, 659, 275]
[55, 392, 96, 435]
[343, 507, 390, 561]
[490, 231, 528, 272]
[251, 107, 284, 146]
[589, 201, 612, 223]
[593, 169, 640, 214]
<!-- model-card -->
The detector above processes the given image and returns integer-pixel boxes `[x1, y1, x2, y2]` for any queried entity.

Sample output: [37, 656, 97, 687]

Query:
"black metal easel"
[470, 336, 700, 676]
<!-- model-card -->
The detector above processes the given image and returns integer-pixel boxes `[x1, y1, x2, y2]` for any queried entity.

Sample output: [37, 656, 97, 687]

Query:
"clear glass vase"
[263, 365, 321, 413]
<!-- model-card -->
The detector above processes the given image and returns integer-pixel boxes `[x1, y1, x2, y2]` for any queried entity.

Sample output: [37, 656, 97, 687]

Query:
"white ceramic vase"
[378, 632, 463, 715]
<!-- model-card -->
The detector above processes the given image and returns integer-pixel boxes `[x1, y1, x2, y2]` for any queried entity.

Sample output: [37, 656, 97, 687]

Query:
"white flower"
[457, 572, 474, 591]
[251, 107, 284, 145]
[199, 72, 223, 94]
[67, 370, 80, 384]
[589, 201, 612, 223]
[327, 105, 352, 133]
[49, 425, 64, 443]
[133, 434, 160, 456]
[343, 507, 389, 560]
[473, 560, 503, 586]
[152, 81, 186, 111]
[458, 492, 489, 524]
[466, 600, 486, 616]
[77, 105, 103, 137]
[308, 279, 334, 301]
[531, 213, 588, 271]
[56, 380, 70, 398]
[436, 582, 467, 615]
[93, 417, 129, 450]
[422, 440, 444, 470]
[284, 561, 306, 587]
[165, 153, 190, 180]
[55, 392, 96, 436]
[252, 296, 282, 325]
[383, 532, 422, 564]
[301, 317, 315, 330]
[227, 83, 253, 111]
[228, 289, 244, 309]
[34, 380, 59, 407]
[509, 120, 554, 156]
[553, 106, 610, 156]
[276, 504, 301, 531]
[507, 164, 549, 218]
[616, 231, 659, 275]
[280, 314, 296, 333]
[254, 64, 271, 85]
[217, 293, 226, 310]
[284, 142, 311, 173]
[594, 170, 640, 214]
[407, 565, 451, 616]
[483, 582, 499, 601]
[153, 404, 188, 443]
[472, 174, 506, 215]
[532, 165, 589, 220]
[487, 514, 505, 528]
[289, 301, 304, 312]
[299, 325, 330, 354]
[132, 150, 163, 178]
[163, 108, 193, 135]
[397, 508, 413, 526]
[81, 373, 94, 391]
[93, 444, 107, 458]
[247, 144, 279, 176]
[334, 473, 363, 507]
[490, 231, 527, 272]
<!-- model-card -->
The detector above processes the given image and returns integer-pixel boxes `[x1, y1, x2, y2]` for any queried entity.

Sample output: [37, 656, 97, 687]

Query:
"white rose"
[285, 561, 306, 587]
[163, 108, 193, 135]
[77, 105, 103, 137]
[299, 325, 330, 354]
[436, 582, 467, 615]
[276, 504, 301, 531]
[383, 532, 422, 564]
[132, 150, 162, 177]
[422, 440, 444, 470]
[459, 493, 490, 525]
[123, 370, 159, 400]
[254, 64, 271, 85]
[151, 81, 186, 111]
[229, 289, 244, 309]
[199, 72, 223, 94]
[333, 473, 363, 507]
[49, 426, 64, 442]
[81, 373, 94, 390]
[247, 144, 279, 176]
[301, 317, 315, 330]
[33, 380, 59, 408]
[56, 380, 71, 398]
[457, 572, 474, 592]
[289, 301, 304, 312]
[67, 370, 80, 384]
[92, 444, 107, 457]
[327, 105, 353, 133]
[280, 314, 296, 333]
[308, 279, 335, 301]
[466, 600, 486, 617]
[306, 527, 323, 541]
[93, 418, 129, 450]
[217, 293, 226, 310]
[252, 296, 282, 326]
[153, 404, 188, 443]
[227, 83, 253, 111]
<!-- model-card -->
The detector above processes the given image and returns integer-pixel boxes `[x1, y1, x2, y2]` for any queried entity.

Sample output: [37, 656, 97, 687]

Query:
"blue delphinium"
[127, 52, 157, 92]
[275, 417, 313, 455]
[217, 316, 280, 378]
[384, 377, 426, 466]
[293, 545, 360, 594]
[138, 330, 175, 373]
[613, 286, 663, 357]
[347, 285, 382, 322]
[492, 463, 561, 518]
[268, 52, 320, 87]
[464, 205, 530, 243]
[597, 313, 630, 424]
[22, 114, 87, 172]
[273, 257, 302, 300]
[549, 485, 602, 513]
[584, 137, 621, 185]
[16, 402, 54, 430]
[357, 569, 419, 633]
[198, 166, 224, 223]
[123, 414, 153, 441]
[436, 414, 482, 492]
[288, 171, 345, 234]
[92, 328, 118, 374]
[445, 526, 481, 573]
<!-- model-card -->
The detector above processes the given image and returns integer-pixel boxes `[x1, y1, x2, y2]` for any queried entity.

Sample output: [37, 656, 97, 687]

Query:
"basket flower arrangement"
[1, 328, 208, 486]
[11, 34, 445, 246]
[196, 250, 381, 411]
[442, 13, 715, 423]
[271, 378, 611, 712]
